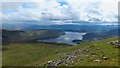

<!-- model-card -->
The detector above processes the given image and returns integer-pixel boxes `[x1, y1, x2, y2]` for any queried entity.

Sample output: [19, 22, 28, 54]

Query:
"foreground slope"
[2, 37, 119, 66]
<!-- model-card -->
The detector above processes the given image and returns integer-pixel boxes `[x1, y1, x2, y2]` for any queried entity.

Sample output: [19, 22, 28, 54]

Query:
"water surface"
[39, 32, 86, 45]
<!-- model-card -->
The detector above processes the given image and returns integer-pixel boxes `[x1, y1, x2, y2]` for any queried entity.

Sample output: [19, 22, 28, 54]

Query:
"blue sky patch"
[59, 2, 68, 6]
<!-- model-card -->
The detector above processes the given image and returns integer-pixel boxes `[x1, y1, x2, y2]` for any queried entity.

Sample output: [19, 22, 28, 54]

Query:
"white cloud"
[1, 0, 119, 25]
[66, 0, 119, 22]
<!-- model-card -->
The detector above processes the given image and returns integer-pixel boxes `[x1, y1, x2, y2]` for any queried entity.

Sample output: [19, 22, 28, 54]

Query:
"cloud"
[66, 0, 118, 22]
[1, 0, 119, 25]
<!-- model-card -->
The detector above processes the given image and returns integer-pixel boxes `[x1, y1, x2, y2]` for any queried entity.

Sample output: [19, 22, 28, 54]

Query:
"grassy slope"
[2, 43, 71, 66]
[2, 37, 119, 66]
[0, 45, 2, 67]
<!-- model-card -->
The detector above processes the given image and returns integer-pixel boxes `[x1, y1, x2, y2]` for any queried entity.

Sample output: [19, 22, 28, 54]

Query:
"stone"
[47, 61, 52, 64]
[102, 56, 108, 60]
[93, 60, 101, 62]
[102, 55, 108, 60]
[86, 50, 90, 52]
[80, 58, 83, 61]
[92, 55, 97, 57]
[96, 48, 100, 50]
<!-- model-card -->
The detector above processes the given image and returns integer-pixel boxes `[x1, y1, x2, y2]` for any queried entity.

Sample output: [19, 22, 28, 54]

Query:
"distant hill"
[2, 29, 65, 44]
[82, 28, 119, 42]
[2, 23, 118, 32]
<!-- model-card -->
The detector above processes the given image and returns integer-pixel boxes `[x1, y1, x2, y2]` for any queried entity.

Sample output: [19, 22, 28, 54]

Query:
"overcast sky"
[1, 0, 119, 25]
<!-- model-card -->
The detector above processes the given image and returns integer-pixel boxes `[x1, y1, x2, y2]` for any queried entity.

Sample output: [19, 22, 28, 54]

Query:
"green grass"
[72, 38, 119, 66]
[2, 37, 119, 66]
[0, 45, 2, 67]
[2, 43, 71, 66]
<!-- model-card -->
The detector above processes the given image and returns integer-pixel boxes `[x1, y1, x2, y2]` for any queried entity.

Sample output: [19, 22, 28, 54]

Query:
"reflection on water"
[39, 32, 86, 45]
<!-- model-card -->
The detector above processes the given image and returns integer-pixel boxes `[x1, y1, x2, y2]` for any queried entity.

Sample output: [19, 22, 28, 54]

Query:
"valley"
[1, 24, 119, 67]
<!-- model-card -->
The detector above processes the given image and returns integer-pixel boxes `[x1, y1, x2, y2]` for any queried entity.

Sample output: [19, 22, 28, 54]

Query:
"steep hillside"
[82, 29, 119, 42]
[2, 29, 65, 44]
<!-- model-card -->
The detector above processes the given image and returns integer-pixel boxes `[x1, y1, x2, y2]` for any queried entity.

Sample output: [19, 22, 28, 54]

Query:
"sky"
[0, 0, 119, 25]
